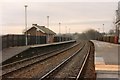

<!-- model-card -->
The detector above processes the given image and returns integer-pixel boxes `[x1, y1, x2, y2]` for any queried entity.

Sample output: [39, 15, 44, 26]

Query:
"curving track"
[2, 42, 81, 78]
[40, 41, 90, 80]
[2, 41, 91, 79]
[2, 43, 74, 76]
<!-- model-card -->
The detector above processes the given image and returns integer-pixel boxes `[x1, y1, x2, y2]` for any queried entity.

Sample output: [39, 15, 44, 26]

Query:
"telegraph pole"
[25, 5, 28, 46]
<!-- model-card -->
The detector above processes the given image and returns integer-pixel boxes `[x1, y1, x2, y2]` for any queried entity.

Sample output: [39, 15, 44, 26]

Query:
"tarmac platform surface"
[1, 40, 75, 63]
[92, 40, 120, 79]
[2, 46, 30, 63]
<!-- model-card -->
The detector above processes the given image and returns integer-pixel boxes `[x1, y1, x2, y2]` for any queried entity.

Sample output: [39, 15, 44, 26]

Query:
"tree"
[108, 29, 115, 35]
[74, 29, 102, 40]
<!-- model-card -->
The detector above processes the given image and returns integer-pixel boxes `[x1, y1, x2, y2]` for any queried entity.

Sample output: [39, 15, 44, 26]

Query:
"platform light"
[69, 28, 70, 40]
[103, 24, 104, 34]
[59, 23, 61, 42]
[47, 16, 49, 43]
[66, 26, 67, 41]
[25, 5, 28, 46]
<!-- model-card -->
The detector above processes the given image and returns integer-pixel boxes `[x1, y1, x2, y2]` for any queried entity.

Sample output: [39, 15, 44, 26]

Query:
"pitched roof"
[32, 24, 56, 35]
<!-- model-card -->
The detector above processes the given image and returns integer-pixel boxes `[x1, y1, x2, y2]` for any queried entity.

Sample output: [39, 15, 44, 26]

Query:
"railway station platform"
[1, 40, 75, 64]
[92, 40, 120, 80]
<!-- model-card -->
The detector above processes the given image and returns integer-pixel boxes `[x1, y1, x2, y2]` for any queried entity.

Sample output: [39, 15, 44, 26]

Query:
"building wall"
[27, 27, 46, 36]
[118, 1, 120, 15]
[47, 35, 54, 43]
[26, 27, 55, 43]
[116, 1, 120, 43]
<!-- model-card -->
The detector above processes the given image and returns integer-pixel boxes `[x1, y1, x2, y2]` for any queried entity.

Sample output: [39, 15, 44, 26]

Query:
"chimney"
[32, 24, 37, 26]
[41, 26, 45, 28]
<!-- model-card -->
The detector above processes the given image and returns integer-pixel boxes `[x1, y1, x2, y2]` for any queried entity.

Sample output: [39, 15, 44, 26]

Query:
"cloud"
[1, 2, 117, 34]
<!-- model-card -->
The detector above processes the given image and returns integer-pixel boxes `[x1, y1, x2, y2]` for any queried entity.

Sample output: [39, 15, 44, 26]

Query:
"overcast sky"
[1, 0, 119, 34]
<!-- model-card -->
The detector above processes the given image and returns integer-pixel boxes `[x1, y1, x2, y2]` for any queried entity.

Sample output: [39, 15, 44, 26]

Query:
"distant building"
[25, 24, 56, 43]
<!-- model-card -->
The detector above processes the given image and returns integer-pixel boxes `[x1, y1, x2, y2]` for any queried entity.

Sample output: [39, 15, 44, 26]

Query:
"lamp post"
[97, 28, 100, 39]
[59, 23, 61, 42]
[103, 24, 104, 35]
[66, 26, 67, 34]
[98, 28, 100, 31]
[69, 28, 70, 40]
[65, 26, 67, 41]
[47, 16, 49, 43]
[25, 5, 28, 46]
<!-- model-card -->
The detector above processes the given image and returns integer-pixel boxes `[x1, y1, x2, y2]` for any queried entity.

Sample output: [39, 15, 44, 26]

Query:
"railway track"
[40, 41, 90, 80]
[2, 44, 74, 75]
[2, 42, 81, 78]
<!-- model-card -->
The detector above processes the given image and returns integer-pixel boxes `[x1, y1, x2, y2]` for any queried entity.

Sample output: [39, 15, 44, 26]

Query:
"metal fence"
[2, 34, 46, 49]
[2, 34, 72, 49]
[54, 36, 72, 42]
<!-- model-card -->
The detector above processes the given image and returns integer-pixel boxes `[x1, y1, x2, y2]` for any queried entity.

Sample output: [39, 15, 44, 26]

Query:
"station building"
[25, 24, 56, 43]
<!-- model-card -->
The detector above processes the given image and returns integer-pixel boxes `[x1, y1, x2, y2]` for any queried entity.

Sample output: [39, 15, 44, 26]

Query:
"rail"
[40, 42, 86, 80]
[76, 45, 90, 80]
[2, 42, 79, 78]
